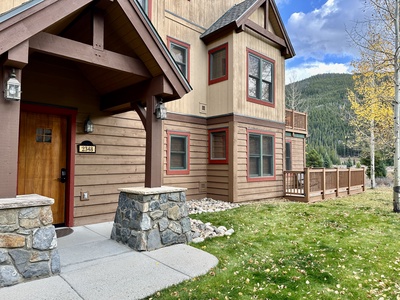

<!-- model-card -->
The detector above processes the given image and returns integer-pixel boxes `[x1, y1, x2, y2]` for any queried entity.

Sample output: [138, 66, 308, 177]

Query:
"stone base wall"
[0, 194, 60, 287]
[111, 187, 191, 251]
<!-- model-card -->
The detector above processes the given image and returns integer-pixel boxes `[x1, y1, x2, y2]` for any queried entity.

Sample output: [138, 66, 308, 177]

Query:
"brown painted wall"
[0, 67, 21, 197]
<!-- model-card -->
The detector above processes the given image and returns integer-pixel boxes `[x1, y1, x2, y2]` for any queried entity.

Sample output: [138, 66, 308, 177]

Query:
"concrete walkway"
[0, 222, 218, 300]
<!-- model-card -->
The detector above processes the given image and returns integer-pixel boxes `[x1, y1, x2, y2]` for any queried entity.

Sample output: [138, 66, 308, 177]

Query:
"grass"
[147, 188, 400, 300]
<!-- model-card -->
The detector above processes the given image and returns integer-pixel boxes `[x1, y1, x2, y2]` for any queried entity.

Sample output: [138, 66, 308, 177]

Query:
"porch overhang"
[0, 0, 192, 198]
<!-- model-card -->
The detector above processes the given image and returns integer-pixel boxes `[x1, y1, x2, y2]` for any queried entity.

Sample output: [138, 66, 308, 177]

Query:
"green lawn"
[148, 188, 400, 300]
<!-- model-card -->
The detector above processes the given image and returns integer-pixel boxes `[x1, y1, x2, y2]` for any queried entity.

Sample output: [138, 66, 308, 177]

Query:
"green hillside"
[285, 73, 356, 157]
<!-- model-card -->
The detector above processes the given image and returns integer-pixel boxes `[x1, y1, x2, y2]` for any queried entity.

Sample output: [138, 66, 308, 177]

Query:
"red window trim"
[208, 43, 229, 85]
[208, 127, 229, 164]
[247, 129, 276, 182]
[167, 36, 191, 82]
[166, 131, 190, 175]
[246, 48, 276, 108]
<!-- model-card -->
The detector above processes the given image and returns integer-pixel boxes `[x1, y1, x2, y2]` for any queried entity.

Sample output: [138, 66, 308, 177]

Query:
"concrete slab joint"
[0, 194, 60, 288]
[111, 186, 190, 251]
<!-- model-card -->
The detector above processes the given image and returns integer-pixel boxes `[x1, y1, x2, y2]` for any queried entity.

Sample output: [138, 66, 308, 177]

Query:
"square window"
[36, 128, 52, 143]
[247, 49, 275, 107]
[209, 128, 228, 164]
[209, 43, 228, 84]
[168, 37, 190, 81]
[248, 131, 275, 181]
[167, 131, 190, 175]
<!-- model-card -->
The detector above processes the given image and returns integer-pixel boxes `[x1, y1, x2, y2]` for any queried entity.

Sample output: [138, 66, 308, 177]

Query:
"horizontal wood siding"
[163, 119, 208, 200]
[207, 122, 231, 201]
[234, 121, 285, 202]
[74, 112, 146, 226]
[21, 55, 146, 226]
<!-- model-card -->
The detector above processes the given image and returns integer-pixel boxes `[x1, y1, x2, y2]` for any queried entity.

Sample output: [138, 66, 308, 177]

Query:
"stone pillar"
[111, 186, 191, 251]
[0, 194, 60, 287]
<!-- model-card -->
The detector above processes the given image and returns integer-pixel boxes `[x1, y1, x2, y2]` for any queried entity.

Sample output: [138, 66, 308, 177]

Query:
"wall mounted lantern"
[155, 101, 167, 120]
[84, 116, 94, 133]
[5, 69, 21, 101]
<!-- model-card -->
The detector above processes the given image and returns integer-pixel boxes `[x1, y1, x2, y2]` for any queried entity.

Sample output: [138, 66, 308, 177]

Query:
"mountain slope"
[286, 73, 355, 156]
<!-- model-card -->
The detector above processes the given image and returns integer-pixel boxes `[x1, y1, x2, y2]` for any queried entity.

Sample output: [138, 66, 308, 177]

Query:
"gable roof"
[0, 0, 191, 105]
[200, 0, 256, 39]
[200, 0, 295, 59]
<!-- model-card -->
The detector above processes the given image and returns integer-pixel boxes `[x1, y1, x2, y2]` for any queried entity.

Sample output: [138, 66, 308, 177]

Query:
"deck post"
[283, 171, 287, 196]
[348, 168, 352, 195]
[322, 168, 326, 200]
[336, 168, 340, 197]
[304, 168, 310, 201]
[362, 167, 366, 191]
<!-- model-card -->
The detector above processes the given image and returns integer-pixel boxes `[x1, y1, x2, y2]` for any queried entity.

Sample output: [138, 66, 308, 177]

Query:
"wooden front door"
[18, 111, 67, 224]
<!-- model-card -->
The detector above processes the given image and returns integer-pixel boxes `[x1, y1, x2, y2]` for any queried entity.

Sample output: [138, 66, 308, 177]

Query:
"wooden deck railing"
[285, 109, 308, 134]
[284, 167, 366, 202]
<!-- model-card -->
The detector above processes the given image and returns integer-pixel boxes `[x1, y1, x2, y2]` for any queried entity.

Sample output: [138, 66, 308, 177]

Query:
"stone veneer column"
[0, 194, 60, 287]
[111, 186, 191, 251]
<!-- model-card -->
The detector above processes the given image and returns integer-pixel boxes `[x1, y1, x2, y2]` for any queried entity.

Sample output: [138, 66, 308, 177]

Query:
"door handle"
[60, 168, 67, 183]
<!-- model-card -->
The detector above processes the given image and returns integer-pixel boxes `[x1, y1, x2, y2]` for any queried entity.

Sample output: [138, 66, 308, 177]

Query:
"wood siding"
[233, 29, 286, 123]
[235, 122, 285, 202]
[0, 0, 25, 14]
[163, 118, 208, 200]
[21, 55, 146, 226]
[287, 137, 306, 171]
[156, 0, 286, 123]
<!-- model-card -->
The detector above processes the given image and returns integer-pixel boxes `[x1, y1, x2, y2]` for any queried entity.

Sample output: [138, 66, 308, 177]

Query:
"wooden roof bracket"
[93, 8, 105, 51]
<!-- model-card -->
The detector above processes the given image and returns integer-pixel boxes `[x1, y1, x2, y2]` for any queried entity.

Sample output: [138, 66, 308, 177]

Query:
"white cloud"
[285, 61, 352, 84]
[286, 0, 364, 61]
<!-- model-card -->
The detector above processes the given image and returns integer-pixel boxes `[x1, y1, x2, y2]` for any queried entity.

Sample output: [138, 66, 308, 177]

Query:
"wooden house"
[0, 0, 307, 226]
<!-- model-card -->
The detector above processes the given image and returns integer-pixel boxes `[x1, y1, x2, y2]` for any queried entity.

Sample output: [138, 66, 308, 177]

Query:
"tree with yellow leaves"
[348, 69, 394, 188]
[348, 0, 400, 210]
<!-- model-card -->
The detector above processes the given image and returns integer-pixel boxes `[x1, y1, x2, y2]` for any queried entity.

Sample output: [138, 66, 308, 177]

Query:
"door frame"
[20, 103, 77, 227]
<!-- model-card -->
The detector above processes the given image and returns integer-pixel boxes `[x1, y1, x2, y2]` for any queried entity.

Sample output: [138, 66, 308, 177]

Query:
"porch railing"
[285, 109, 307, 134]
[284, 167, 366, 202]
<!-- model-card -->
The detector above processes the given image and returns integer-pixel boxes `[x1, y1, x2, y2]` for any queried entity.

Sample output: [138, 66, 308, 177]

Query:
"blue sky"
[275, 0, 365, 83]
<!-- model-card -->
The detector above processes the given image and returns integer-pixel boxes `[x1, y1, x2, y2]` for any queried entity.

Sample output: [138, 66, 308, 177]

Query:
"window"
[167, 131, 190, 175]
[209, 43, 228, 84]
[209, 128, 229, 164]
[137, 0, 151, 17]
[285, 141, 292, 171]
[248, 131, 275, 181]
[247, 49, 274, 106]
[168, 37, 190, 81]
[36, 128, 52, 143]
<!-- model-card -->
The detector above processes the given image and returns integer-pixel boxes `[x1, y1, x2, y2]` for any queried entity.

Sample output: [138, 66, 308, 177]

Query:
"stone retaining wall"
[111, 186, 191, 251]
[0, 194, 60, 287]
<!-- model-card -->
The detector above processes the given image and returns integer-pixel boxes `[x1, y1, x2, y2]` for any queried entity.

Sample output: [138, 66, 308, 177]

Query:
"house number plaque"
[78, 140, 96, 153]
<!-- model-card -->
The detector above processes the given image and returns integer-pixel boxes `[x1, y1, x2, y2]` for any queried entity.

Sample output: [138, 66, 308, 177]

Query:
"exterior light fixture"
[5, 69, 21, 101]
[84, 116, 94, 133]
[155, 101, 167, 120]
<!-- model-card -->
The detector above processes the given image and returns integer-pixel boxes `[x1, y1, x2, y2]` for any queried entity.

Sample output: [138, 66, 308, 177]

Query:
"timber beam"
[100, 75, 174, 112]
[29, 32, 151, 78]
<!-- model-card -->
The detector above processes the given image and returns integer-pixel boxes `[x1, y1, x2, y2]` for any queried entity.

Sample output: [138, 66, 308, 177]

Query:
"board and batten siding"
[0, 0, 26, 14]
[287, 137, 306, 171]
[232, 28, 286, 124]
[162, 118, 208, 200]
